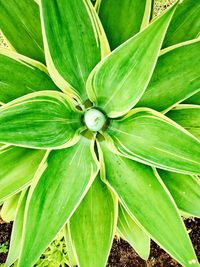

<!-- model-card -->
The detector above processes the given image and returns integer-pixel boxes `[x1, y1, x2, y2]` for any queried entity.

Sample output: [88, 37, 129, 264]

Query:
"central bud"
[84, 108, 106, 132]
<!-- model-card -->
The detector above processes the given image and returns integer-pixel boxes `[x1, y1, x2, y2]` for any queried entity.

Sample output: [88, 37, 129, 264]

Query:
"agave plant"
[0, 0, 200, 266]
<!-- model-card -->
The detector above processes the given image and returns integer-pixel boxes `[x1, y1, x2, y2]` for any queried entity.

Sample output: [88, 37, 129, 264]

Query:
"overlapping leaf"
[68, 175, 117, 267]
[0, 49, 59, 104]
[87, 3, 178, 118]
[97, 0, 152, 49]
[18, 137, 99, 267]
[40, 0, 109, 101]
[136, 39, 200, 111]
[0, 145, 45, 202]
[105, 108, 200, 174]
[163, 0, 200, 48]
[0, 0, 44, 63]
[98, 141, 198, 266]
[159, 170, 200, 218]
[0, 91, 82, 149]
[167, 105, 200, 139]
[5, 191, 28, 267]
[118, 204, 150, 260]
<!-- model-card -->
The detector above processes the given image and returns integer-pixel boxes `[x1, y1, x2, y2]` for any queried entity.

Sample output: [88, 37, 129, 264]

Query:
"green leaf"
[98, 0, 152, 50]
[64, 225, 77, 267]
[18, 137, 99, 267]
[40, 0, 109, 102]
[87, 3, 178, 118]
[0, 145, 45, 203]
[0, 0, 44, 63]
[105, 108, 200, 174]
[1, 193, 20, 222]
[0, 48, 59, 104]
[163, 0, 200, 48]
[118, 204, 150, 260]
[159, 170, 200, 218]
[68, 175, 117, 267]
[5, 191, 28, 267]
[183, 91, 200, 105]
[0, 91, 82, 149]
[166, 105, 200, 139]
[136, 39, 200, 112]
[98, 141, 198, 266]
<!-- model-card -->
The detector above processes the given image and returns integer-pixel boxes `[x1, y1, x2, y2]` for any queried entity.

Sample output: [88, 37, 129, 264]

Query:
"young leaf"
[68, 175, 117, 267]
[18, 137, 99, 267]
[0, 145, 45, 203]
[0, 0, 44, 63]
[64, 225, 77, 267]
[118, 204, 150, 260]
[166, 105, 200, 139]
[0, 48, 59, 104]
[5, 191, 28, 267]
[159, 170, 200, 218]
[163, 0, 200, 48]
[40, 0, 109, 101]
[136, 39, 200, 112]
[98, 141, 198, 266]
[105, 108, 200, 175]
[87, 2, 178, 118]
[1, 193, 20, 223]
[0, 91, 82, 149]
[98, 0, 152, 50]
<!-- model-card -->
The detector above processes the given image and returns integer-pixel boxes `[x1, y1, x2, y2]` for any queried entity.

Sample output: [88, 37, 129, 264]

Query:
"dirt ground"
[0, 218, 199, 266]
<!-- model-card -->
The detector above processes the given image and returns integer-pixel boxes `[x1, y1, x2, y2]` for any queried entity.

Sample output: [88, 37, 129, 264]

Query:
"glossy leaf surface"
[137, 40, 200, 111]
[68, 175, 117, 267]
[98, 0, 151, 49]
[18, 137, 99, 267]
[5, 191, 28, 267]
[163, 0, 200, 48]
[118, 204, 150, 260]
[159, 170, 200, 218]
[87, 3, 178, 118]
[0, 91, 82, 149]
[106, 109, 200, 174]
[0, 0, 44, 63]
[167, 105, 200, 139]
[40, 0, 109, 101]
[0, 49, 58, 104]
[98, 141, 198, 266]
[0, 145, 44, 202]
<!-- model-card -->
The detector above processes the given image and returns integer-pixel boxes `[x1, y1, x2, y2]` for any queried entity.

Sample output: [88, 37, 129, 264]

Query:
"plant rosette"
[0, 0, 200, 267]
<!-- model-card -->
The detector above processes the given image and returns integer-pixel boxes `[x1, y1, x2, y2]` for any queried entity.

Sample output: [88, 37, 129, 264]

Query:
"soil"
[0, 218, 199, 266]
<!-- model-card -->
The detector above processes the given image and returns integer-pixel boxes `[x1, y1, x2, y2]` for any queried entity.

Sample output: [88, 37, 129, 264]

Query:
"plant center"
[84, 108, 106, 132]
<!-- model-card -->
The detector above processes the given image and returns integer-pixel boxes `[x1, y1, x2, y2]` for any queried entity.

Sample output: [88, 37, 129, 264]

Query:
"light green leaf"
[0, 91, 82, 149]
[0, 145, 45, 203]
[0, 0, 44, 63]
[184, 91, 200, 105]
[163, 0, 200, 48]
[98, 141, 198, 266]
[5, 191, 28, 267]
[1, 193, 20, 222]
[0, 48, 59, 104]
[40, 0, 109, 102]
[118, 204, 150, 260]
[68, 175, 117, 267]
[64, 225, 77, 267]
[136, 39, 200, 112]
[166, 105, 200, 139]
[98, 0, 152, 50]
[105, 108, 200, 174]
[18, 137, 99, 267]
[159, 170, 200, 218]
[87, 3, 178, 118]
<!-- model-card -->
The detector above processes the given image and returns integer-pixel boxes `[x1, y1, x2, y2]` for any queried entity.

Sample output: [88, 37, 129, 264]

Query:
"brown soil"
[0, 218, 199, 266]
